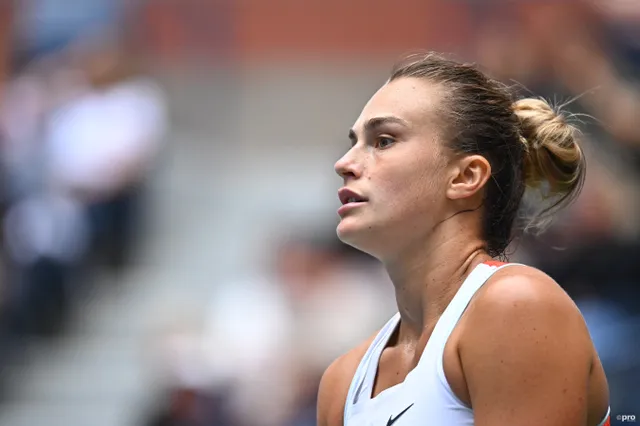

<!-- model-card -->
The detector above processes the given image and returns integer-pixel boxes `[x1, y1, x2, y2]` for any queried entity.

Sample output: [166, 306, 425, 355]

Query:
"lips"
[338, 188, 368, 205]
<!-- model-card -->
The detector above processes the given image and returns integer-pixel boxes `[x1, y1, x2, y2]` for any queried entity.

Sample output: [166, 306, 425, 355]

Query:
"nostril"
[335, 154, 361, 179]
[335, 164, 356, 179]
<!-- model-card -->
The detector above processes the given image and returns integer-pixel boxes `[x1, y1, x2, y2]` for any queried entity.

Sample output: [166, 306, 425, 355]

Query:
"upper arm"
[318, 334, 377, 426]
[317, 356, 348, 426]
[460, 267, 594, 426]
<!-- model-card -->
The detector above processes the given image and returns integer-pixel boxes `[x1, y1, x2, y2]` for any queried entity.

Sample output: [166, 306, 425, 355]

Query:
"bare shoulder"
[457, 264, 609, 426]
[469, 264, 588, 328]
[463, 264, 593, 358]
[317, 332, 378, 426]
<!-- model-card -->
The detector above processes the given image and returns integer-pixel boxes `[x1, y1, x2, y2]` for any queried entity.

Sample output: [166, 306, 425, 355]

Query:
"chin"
[336, 217, 383, 258]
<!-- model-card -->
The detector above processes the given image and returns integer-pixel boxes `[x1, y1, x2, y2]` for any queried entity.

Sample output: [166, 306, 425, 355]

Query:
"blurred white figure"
[41, 43, 167, 270]
[200, 238, 395, 426]
[3, 191, 88, 267]
[45, 49, 167, 202]
[203, 273, 294, 426]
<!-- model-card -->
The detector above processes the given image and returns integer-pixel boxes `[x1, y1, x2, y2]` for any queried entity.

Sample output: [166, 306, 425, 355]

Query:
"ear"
[446, 155, 492, 200]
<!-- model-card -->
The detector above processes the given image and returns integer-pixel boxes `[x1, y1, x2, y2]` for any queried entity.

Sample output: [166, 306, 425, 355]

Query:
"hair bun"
[513, 98, 585, 196]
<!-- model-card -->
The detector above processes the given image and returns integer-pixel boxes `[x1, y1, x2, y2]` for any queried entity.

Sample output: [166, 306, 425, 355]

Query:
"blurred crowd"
[0, 0, 639, 425]
[143, 233, 396, 426]
[0, 2, 167, 393]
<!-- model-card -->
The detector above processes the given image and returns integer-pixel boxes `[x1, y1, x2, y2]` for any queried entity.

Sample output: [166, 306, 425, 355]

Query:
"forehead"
[354, 77, 443, 130]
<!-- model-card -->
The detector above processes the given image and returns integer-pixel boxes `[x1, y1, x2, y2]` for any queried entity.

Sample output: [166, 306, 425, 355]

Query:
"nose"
[334, 148, 362, 180]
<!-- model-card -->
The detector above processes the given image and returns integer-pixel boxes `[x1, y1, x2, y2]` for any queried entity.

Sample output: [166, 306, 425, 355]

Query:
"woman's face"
[334, 77, 453, 259]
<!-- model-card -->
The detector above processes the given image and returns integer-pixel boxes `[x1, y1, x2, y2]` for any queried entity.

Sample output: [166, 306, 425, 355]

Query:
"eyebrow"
[348, 116, 410, 143]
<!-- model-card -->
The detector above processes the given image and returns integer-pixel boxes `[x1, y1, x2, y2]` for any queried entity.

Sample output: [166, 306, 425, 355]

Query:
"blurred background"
[0, 0, 638, 425]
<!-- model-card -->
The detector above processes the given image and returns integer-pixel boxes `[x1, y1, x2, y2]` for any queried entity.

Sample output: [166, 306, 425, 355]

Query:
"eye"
[377, 136, 395, 149]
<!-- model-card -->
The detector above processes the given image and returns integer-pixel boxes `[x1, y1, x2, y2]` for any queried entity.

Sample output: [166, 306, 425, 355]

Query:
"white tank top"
[343, 262, 611, 426]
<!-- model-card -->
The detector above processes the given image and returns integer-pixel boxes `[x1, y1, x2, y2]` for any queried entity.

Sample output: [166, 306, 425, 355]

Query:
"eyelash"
[348, 135, 396, 149]
[376, 136, 395, 149]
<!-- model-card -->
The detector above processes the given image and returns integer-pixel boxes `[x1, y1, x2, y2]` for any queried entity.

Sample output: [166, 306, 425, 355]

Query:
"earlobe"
[446, 155, 491, 200]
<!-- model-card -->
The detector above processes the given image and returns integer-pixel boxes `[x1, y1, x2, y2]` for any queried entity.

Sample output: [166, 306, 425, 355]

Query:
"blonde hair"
[513, 98, 586, 230]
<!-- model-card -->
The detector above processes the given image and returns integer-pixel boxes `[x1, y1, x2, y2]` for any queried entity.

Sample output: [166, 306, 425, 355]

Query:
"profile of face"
[334, 77, 489, 260]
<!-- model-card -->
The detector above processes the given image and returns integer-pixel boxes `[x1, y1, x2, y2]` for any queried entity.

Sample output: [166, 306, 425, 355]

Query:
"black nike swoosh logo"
[386, 403, 414, 426]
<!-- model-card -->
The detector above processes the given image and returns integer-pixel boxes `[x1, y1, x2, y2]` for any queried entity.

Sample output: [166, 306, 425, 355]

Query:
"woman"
[317, 53, 610, 426]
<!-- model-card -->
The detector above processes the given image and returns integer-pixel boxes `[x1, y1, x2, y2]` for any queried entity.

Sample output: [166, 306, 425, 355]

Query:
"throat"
[389, 248, 491, 337]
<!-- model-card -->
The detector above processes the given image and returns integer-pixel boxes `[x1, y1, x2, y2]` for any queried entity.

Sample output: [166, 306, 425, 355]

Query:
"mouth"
[338, 188, 368, 205]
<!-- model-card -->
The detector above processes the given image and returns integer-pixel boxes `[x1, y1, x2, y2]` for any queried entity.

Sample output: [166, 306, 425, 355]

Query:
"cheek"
[376, 159, 445, 215]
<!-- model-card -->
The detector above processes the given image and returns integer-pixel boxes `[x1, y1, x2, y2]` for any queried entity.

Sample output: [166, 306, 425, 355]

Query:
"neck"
[382, 221, 492, 342]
